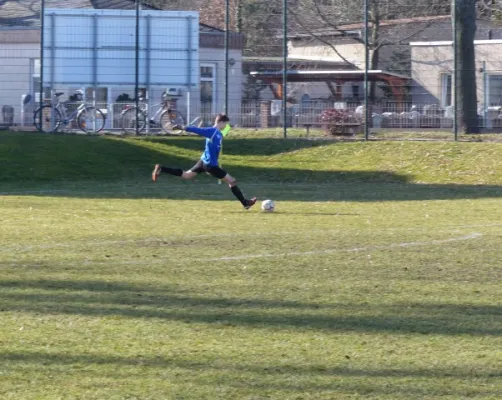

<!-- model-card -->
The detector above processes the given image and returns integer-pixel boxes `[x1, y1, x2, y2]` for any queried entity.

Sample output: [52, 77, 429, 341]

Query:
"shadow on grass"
[5, 350, 498, 379]
[1, 279, 501, 337]
[1, 132, 502, 201]
[142, 137, 334, 156]
[226, 211, 359, 216]
[2, 350, 501, 396]
[3, 181, 502, 203]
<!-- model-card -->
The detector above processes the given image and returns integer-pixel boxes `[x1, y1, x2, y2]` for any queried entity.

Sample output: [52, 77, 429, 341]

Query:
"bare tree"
[477, 0, 502, 20]
[144, 0, 282, 56]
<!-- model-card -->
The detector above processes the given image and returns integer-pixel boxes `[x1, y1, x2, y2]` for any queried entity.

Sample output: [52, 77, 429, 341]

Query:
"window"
[200, 64, 216, 112]
[201, 66, 214, 80]
[32, 59, 40, 93]
[200, 81, 213, 102]
[488, 75, 502, 106]
[31, 59, 50, 100]
[441, 73, 452, 108]
[85, 87, 109, 105]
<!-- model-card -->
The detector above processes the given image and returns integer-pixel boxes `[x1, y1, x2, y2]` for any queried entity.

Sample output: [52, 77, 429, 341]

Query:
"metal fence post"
[187, 15, 193, 124]
[282, 0, 288, 138]
[135, 0, 140, 136]
[364, 0, 369, 140]
[49, 13, 56, 132]
[224, 0, 230, 115]
[39, 0, 45, 129]
[483, 60, 487, 130]
[452, 0, 458, 140]
[146, 14, 151, 134]
[92, 13, 98, 133]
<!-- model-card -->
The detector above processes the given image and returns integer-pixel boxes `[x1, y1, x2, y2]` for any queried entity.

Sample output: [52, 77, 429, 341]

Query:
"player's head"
[215, 113, 230, 130]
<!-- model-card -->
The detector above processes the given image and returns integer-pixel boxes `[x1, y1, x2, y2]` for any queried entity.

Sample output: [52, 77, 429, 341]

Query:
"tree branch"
[288, 5, 359, 68]
[310, 0, 365, 44]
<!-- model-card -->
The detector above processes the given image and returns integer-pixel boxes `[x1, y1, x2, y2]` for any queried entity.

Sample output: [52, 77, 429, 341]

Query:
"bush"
[321, 108, 359, 136]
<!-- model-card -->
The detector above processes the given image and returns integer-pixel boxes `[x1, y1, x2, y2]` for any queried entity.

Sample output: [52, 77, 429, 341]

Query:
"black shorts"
[189, 160, 227, 180]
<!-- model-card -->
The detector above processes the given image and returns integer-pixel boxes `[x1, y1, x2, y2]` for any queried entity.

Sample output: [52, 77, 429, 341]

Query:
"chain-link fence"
[1, 0, 502, 138]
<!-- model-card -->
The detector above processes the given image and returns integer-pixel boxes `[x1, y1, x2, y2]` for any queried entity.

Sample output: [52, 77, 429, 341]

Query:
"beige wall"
[289, 38, 365, 67]
[411, 41, 502, 106]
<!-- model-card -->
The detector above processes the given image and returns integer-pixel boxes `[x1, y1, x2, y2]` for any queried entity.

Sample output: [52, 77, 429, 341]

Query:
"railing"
[17, 100, 502, 132]
[188, 101, 261, 128]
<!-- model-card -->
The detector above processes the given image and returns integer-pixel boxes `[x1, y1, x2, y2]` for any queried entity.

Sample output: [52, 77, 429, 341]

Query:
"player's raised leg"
[152, 163, 198, 182]
[222, 173, 256, 209]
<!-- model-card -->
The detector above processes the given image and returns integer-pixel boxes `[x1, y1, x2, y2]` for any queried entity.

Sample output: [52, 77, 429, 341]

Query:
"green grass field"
[1, 131, 502, 399]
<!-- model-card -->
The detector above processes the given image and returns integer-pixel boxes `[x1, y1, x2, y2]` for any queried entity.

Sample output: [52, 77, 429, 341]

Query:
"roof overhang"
[250, 69, 409, 83]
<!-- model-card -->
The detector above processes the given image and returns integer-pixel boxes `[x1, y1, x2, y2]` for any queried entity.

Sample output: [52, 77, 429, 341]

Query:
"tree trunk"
[235, 0, 243, 33]
[368, 7, 380, 102]
[369, 47, 380, 102]
[453, 0, 479, 133]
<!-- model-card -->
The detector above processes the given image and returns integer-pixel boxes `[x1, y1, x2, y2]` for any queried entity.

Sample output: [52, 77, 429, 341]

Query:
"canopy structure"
[250, 69, 409, 105]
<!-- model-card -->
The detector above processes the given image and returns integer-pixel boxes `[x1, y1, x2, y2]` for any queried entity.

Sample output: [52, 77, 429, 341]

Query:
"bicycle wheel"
[34, 105, 62, 133]
[160, 109, 185, 134]
[77, 107, 106, 134]
[121, 107, 146, 134]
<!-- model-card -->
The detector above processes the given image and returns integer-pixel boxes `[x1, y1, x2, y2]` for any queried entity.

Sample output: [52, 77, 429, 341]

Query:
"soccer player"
[152, 114, 257, 210]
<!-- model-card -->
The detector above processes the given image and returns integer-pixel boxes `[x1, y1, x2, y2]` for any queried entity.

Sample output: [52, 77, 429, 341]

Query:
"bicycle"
[33, 90, 106, 134]
[120, 98, 185, 135]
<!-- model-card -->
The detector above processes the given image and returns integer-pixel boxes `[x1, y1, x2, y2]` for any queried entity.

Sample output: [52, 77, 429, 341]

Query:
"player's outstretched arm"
[184, 126, 216, 139]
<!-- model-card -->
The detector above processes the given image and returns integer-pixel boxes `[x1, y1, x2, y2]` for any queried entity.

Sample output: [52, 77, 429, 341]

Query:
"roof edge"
[250, 69, 410, 80]
[411, 39, 502, 46]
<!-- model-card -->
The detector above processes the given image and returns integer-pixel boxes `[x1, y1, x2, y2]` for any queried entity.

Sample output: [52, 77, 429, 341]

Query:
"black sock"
[231, 185, 247, 206]
[160, 166, 183, 177]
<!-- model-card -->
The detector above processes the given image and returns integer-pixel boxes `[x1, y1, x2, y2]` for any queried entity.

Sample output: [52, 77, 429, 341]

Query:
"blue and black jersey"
[185, 126, 223, 167]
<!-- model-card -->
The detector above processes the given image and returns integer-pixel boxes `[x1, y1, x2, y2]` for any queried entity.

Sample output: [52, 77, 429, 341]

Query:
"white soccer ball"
[261, 199, 276, 212]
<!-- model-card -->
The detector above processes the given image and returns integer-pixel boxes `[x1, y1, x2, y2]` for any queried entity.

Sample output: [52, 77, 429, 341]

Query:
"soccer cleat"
[152, 164, 161, 182]
[244, 197, 257, 210]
